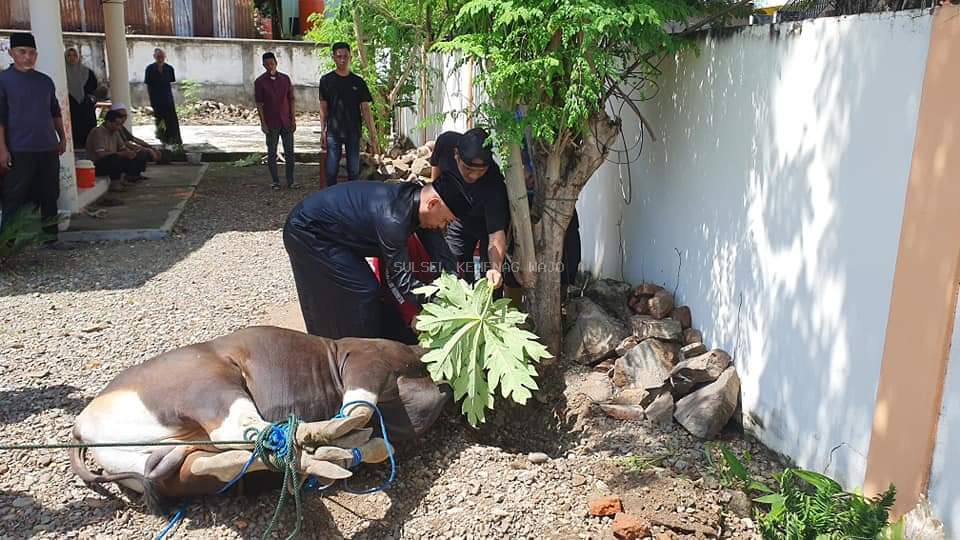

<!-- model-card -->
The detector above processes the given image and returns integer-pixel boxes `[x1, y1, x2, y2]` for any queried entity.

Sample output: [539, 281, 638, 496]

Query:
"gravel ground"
[0, 164, 778, 539]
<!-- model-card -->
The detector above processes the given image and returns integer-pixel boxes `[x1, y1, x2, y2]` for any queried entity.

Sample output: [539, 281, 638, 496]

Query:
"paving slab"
[61, 163, 207, 243]
[132, 122, 325, 159]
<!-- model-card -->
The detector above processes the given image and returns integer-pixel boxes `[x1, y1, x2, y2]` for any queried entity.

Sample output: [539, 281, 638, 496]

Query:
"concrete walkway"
[132, 121, 326, 160]
[61, 163, 207, 242]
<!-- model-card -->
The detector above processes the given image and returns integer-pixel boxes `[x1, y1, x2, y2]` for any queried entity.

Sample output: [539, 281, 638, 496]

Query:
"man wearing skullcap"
[0, 33, 69, 248]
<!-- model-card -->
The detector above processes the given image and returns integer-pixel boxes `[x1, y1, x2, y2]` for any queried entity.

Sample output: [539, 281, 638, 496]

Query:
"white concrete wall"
[400, 53, 474, 145]
[577, 11, 932, 488]
[930, 294, 960, 535]
[0, 31, 328, 110]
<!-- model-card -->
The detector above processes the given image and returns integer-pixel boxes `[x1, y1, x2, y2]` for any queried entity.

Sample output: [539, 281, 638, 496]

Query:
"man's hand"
[260, 122, 269, 135]
[290, 120, 297, 133]
[0, 148, 10, 171]
[150, 148, 162, 161]
[57, 139, 67, 156]
[486, 268, 503, 289]
[120, 149, 137, 159]
[320, 129, 327, 151]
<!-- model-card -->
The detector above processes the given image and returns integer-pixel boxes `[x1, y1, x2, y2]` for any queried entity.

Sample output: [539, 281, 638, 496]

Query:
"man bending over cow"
[71, 326, 450, 501]
[283, 175, 469, 343]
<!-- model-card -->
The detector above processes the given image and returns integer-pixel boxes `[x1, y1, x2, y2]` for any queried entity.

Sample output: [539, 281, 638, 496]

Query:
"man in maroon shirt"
[254, 52, 297, 190]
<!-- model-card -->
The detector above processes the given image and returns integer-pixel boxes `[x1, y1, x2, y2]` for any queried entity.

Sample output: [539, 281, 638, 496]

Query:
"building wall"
[930, 302, 960, 534]
[0, 31, 328, 111]
[577, 10, 933, 489]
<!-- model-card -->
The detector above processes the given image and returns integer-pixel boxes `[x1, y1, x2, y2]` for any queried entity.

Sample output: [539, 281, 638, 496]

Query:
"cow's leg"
[296, 389, 378, 446]
[204, 396, 272, 450]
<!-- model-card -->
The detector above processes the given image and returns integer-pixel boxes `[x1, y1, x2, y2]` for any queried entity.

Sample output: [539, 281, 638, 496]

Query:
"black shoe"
[272, 183, 281, 191]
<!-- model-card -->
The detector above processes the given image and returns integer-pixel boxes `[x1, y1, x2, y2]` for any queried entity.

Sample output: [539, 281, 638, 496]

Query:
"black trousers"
[95, 154, 148, 180]
[445, 219, 488, 284]
[1, 151, 60, 238]
[69, 96, 97, 149]
[283, 220, 413, 343]
[152, 103, 182, 145]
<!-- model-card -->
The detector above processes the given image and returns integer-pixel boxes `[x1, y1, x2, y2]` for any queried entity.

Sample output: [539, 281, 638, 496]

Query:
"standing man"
[429, 128, 509, 290]
[144, 48, 182, 146]
[0, 33, 68, 247]
[283, 175, 468, 341]
[318, 42, 379, 186]
[254, 52, 297, 190]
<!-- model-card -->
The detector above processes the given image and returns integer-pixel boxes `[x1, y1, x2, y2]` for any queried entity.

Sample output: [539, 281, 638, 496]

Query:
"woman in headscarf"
[65, 47, 98, 148]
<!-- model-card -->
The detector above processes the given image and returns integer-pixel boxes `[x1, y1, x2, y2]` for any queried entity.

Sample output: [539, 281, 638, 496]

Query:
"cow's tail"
[68, 427, 162, 513]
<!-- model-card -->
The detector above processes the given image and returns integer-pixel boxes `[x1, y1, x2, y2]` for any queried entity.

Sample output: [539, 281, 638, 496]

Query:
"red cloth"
[373, 234, 438, 326]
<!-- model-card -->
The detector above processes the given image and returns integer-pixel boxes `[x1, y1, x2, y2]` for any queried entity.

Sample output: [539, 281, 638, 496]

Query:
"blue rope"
[338, 400, 397, 495]
[155, 500, 189, 540]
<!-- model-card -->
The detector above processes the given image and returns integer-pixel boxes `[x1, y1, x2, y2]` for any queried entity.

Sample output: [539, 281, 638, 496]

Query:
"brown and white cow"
[70, 326, 449, 503]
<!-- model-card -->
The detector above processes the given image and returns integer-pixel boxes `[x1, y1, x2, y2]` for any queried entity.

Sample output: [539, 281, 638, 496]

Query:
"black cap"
[9, 33, 37, 50]
[457, 128, 494, 168]
[431, 172, 472, 218]
[262, 52, 276, 62]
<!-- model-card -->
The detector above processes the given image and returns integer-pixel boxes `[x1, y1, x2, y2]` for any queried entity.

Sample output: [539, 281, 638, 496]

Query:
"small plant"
[621, 452, 672, 474]
[414, 273, 552, 427]
[710, 442, 903, 539]
[704, 441, 766, 491]
[179, 79, 202, 105]
[0, 207, 59, 265]
[231, 153, 264, 168]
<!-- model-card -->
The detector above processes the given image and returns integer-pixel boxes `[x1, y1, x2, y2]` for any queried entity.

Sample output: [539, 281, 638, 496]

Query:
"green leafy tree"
[304, 0, 465, 146]
[434, 0, 751, 358]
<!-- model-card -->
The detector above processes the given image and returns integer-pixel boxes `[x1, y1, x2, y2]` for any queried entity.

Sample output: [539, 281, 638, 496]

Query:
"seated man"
[110, 103, 161, 169]
[85, 110, 149, 192]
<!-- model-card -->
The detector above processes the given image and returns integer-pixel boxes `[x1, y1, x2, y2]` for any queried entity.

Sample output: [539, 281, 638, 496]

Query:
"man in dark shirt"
[0, 33, 68, 246]
[144, 48, 182, 146]
[318, 42, 379, 186]
[283, 174, 468, 341]
[429, 128, 509, 289]
[254, 52, 297, 190]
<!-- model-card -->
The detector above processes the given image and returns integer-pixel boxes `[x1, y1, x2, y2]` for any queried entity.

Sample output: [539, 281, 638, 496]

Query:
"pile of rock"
[359, 138, 436, 183]
[129, 102, 325, 126]
[564, 278, 741, 439]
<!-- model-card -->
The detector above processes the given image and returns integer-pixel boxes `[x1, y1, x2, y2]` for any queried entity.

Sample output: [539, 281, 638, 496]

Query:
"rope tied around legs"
[252, 414, 304, 540]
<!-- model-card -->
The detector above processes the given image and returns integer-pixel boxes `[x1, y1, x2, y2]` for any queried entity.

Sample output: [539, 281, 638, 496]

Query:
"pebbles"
[0, 164, 781, 539]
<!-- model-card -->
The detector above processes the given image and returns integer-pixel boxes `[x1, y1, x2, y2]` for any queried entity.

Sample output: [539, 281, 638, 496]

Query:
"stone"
[588, 495, 623, 517]
[617, 339, 680, 392]
[563, 298, 631, 364]
[670, 349, 732, 395]
[528, 452, 549, 464]
[597, 402, 645, 421]
[612, 513, 650, 540]
[388, 147, 404, 159]
[629, 295, 651, 315]
[644, 391, 675, 428]
[425, 139, 436, 150]
[683, 328, 703, 345]
[400, 152, 417, 164]
[12, 497, 31, 508]
[674, 368, 741, 439]
[584, 278, 633, 320]
[633, 283, 663, 297]
[631, 316, 683, 342]
[615, 336, 641, 356]
[412, 157, 432, 177]
[395, 159, 411, 174]
[648, 290, 675, 320]
[671, 306, 692, 329]
[385, 164, 397, 176]
[727, 490, 753, 518]
[417, 145, 432, 157]
[580, 371, 613, 402]
[681, 342, 708, 358]
[611, 388, 648, 406]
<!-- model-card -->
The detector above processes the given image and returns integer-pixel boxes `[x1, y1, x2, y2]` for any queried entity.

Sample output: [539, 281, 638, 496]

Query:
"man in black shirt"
[429, 128, 509, 289]
[318, 42, 379, 186]
[144, 48, 181, 146]
[283, 174, 468, 342]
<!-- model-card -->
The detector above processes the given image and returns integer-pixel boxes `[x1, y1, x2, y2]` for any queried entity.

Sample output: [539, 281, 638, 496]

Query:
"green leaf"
[720, 445, 750, 482]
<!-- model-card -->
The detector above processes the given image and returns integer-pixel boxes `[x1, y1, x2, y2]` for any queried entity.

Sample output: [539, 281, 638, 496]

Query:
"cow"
[69, 326, 449, 506]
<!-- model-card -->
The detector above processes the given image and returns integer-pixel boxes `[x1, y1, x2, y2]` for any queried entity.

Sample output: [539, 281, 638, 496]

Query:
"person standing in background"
[318, 42, 379, 186]
[0, 33, 69, 248]
[144, 48, 182, 146]
[254, 52, 297, 190]
[64, 47, 98, 148]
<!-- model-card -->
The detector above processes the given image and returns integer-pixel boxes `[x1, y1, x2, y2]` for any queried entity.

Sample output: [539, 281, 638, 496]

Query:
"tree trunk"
[271, 0, 283, 40]
[505, 143, 537, 289]
[352, 10, 369, 70]
[527, 113, 620, 362]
